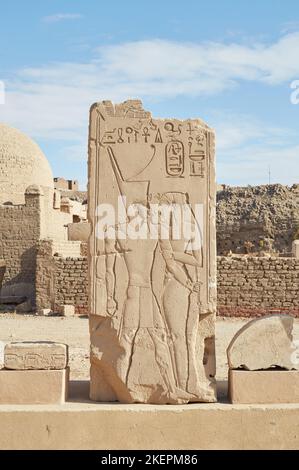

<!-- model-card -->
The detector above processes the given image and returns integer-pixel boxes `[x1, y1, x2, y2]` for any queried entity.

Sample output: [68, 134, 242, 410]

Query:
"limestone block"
[88, 100, 217, 404]
[59, 305, 75, 317]
[229, 369, 299, 404]
[227, 314, 298, 371]
[0, 368, 69, 404]
[292, 240, 299, 259]
[38, 308, 52, 316]
[4, 341, 68, 370]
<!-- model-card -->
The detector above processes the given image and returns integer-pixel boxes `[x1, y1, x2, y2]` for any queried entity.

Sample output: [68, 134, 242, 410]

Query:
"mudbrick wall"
[36, 241, 299, 317]
[36, 240, 88, 315]
[217, 256, 299, 317]
[54, 257, 88, 314]
[0, 190, 41, 300]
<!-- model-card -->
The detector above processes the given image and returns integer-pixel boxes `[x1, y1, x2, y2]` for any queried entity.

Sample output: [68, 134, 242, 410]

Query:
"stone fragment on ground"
[227, 314, 298, 371]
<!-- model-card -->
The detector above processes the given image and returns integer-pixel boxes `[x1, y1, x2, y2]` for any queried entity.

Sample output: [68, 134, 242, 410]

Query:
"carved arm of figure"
[159, 240, 199, 292]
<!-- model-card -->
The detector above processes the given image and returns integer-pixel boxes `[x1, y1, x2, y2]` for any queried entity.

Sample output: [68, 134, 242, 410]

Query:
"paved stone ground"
[0, 314, 298, 381]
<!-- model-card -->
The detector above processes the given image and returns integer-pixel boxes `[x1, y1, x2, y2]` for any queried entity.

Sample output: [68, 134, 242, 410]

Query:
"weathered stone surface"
[229, 369, 299, 404]
[4, 341, 68, 370]
[227, 314, 298, 370]
[88, 100, 217, 404]
[2, 398, 299, 449]
[0, 368, 69, 404]
[217, 184, 299, 255]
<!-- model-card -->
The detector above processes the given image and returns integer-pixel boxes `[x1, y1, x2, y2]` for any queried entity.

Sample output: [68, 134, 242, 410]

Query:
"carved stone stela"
[88, 100, 217, 404]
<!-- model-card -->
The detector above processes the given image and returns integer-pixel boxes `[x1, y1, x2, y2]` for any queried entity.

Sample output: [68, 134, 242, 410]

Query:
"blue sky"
[0, 0, 299, 189]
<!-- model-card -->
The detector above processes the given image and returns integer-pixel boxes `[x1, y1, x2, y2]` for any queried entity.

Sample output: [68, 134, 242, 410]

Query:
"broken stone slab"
[227, 314, 299, 371]
[88, 100, 217, 404]
[0, 368, 69, 404]
[229, 369, 299, 404]
[4, 341, 68, 370]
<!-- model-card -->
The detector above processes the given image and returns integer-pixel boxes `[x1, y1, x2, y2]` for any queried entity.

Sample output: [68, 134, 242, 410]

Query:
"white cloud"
[0, 33, 299, 184]
[2, 33, 299, 138]
[218, 143, 299, 186]
[42, 13, 83, 23]
[215, 113, 299, 185]
[215, 112, 296, 151]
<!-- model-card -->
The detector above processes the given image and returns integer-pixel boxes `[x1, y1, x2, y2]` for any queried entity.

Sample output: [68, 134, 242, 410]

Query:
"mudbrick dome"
[0, 123, 53, 204]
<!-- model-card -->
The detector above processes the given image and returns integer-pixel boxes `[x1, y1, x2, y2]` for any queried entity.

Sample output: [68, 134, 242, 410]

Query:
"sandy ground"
[0, 314, 298, 381]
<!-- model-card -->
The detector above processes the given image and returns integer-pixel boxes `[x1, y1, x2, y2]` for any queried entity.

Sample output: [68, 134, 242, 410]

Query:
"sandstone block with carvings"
[88, 100, 217, 404]
[229, 369, 299, 404]
[4, 341, 68, 370]
[227, 314, 298, 371]
[0, 368, 69, 404]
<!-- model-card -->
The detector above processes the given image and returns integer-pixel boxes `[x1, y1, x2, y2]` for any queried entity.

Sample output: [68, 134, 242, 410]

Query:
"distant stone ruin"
[217, 184, 299, 255]
[54, 177, 79, 192]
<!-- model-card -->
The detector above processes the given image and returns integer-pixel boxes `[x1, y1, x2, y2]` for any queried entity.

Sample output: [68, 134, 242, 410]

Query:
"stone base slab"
[1, 381, 299, 449]
[229, 369, 299, 404]
[0, 368, 69, 404]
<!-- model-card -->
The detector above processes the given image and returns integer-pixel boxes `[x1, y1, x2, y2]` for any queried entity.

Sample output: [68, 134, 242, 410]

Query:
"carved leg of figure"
[120, 328, 138, 386]
[147, 328, 194, 404]
[118, 285, 140, 385]
[149, 288, 198, 403]
[162, 280, 189, 390]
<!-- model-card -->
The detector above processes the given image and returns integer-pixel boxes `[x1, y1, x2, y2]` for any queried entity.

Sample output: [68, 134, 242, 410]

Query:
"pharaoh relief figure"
[88, 100, 217, 404]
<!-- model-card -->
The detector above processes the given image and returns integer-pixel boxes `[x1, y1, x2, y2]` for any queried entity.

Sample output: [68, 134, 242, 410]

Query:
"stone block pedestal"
[0, 368, 69, 404]
[229, 369, 299, 404]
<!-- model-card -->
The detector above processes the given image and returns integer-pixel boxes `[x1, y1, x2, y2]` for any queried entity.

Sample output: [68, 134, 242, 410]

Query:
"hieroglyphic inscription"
[165, 141, 184, 177]
[4, 342, 68, 370]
